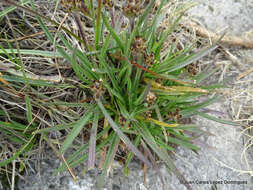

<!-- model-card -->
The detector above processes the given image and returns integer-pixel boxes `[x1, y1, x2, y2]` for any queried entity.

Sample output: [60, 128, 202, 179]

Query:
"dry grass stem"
[237, 66, 253, 80]
[187, 21, 253, 48]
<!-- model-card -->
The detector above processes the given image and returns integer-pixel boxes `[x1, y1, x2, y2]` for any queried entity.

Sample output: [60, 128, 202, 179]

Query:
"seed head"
[131, 36, 146, 54]
[146, 91, 157, 105]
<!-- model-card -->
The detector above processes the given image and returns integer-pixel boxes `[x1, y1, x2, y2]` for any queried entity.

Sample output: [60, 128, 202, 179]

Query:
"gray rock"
[187, 0, 253, 35]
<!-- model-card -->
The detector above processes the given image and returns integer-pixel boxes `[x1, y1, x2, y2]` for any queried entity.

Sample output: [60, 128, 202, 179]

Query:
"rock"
[187, 0, 253, 35]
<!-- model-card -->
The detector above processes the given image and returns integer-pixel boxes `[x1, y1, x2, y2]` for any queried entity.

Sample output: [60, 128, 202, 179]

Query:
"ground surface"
[4, 0, 253, 189]
[188, 0, 253, 36]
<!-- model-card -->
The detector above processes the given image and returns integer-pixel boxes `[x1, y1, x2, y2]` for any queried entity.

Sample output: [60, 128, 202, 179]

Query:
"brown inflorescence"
[91, 79, 105, 99]
[131, 35, 146, 53]
[167, 108, 182, 121]
[186, 63, 199, 76]
[103, 0, 114, 10]
[122, 0, 143, 18]
[61, 0, 90, 15]
[144, 52, 155, 68]
[145, 91, 157, 117]
[61, 0, 81, 12]
[119, 114, 127, 126]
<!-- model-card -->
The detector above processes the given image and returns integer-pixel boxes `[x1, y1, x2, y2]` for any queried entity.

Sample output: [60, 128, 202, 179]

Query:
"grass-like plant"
[0, 0, 239, 189]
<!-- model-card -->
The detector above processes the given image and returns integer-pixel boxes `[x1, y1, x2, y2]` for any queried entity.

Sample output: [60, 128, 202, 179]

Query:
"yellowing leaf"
[0, 72, 19, 94]
[144, 78, 208, 93]
[169, 86, 208, 93]
[147, 118, 179, 128]
[0, 72, 10, 86]
[138, 116, 179, 128]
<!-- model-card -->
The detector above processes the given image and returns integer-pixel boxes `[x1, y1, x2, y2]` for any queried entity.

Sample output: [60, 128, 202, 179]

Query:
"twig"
[4, 159, 11, 188]
[15, 10, 37, 33]
[24, 109, 41, 134]
[0, 98, 52, 127]
[218, 61, 230, 83]
[187, 21, 253, 48]
[0, 30, 56, 42]
[219, 46, 242, 71]
[98, 118, 108, 170]
[237, 66, 253, 80]
[11, 160, 16, 190]
[45, 137, 77, 181]
[53, 13, 69, 82]
[0, 72, 19, 94]
[2, 0, 85, 46]
[73, 12, 89, 50]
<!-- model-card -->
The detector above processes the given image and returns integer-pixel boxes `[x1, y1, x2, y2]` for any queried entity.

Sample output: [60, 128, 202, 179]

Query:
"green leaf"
[59, 111, 93, 153]
[96, 98, 152, 168]
[0, 49, 62, 57]
[98, 55, 121, 92]
[134, 82, 151, 105]
[0, 134, 36, 167]
[35, 12, 54, 42]
[156, 138, 175, 152]
[153, 14, 183, 55]
[196, 111, 241, 126]
[156, 45, 194, 73]
[180, 97, 219, 116]
[88, 111, 99, 170]
[25, 95, 33, 124]
[166, 45, 218, 73]
[134, 122, 193, 190]
[101, 12, 124, 52]
[71, 47, 93, 83]
[125, 0, 156, 56]
[0, 0, 31, 18]
[145, 0, 167, 40]
[97, 132, 120, 189]
[166, 136, 200, 151]
[95, 0, 102, 49]
[34, 121, 76, 134]
[54, 126, 111, 174]
[104, 84, 125, 103]
[123, 135, 141, 176]
[0, 120, 28, 131]
[194, 67, 220, 84]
